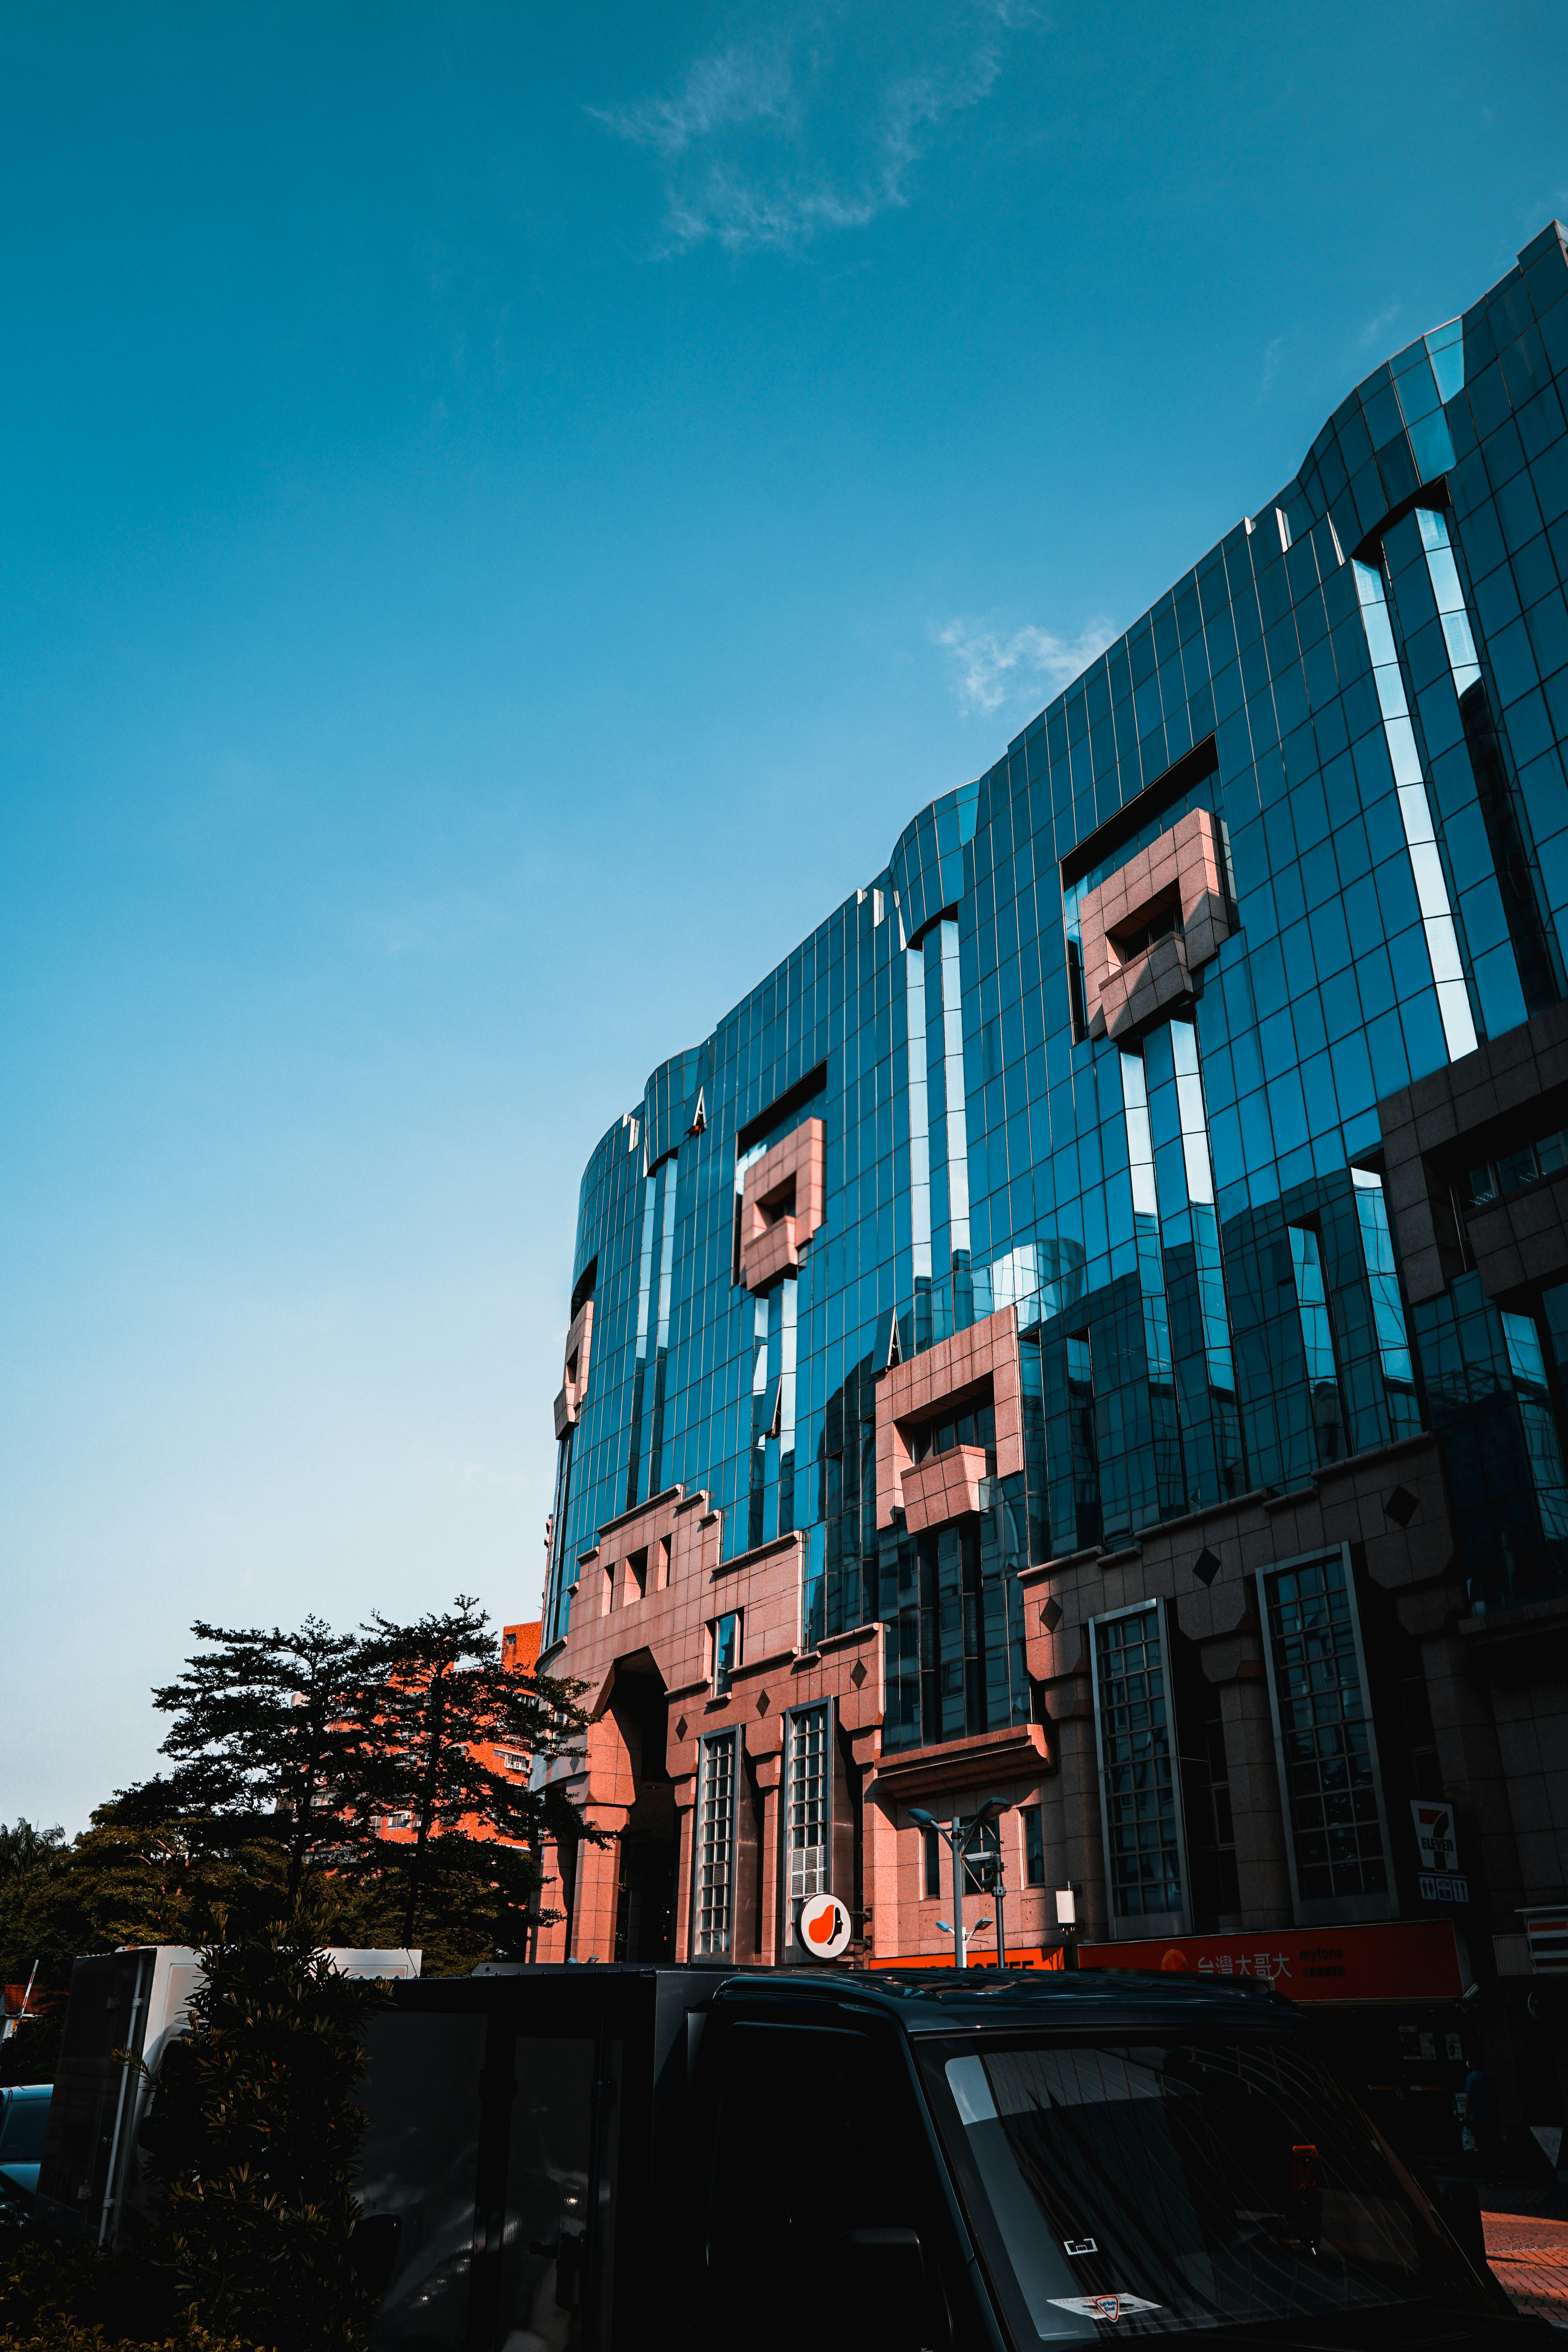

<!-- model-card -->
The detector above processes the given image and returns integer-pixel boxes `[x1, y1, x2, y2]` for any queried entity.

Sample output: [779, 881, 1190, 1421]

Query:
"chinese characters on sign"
[1191, 1949, 1293, 1983]
[1418, 1872, 1469, 1904]
[1080, 1921, 1463, 2002]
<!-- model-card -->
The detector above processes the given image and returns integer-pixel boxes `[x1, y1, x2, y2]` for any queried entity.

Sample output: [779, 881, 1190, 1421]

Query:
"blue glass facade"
[551, 224, 1568, 1670]
[538, 229, 1568, 2134]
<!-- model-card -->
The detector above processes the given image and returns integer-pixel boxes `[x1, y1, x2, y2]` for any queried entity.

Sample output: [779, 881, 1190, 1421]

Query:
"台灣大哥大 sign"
[1079, 1920, 1462, 2002]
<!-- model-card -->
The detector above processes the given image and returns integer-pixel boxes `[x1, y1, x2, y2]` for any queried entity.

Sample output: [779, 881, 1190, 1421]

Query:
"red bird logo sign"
[797, 1893, 852, 1958]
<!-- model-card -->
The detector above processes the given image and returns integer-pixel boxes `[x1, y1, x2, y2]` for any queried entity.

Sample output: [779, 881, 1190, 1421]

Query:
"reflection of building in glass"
[534, 224, 1568, 2159]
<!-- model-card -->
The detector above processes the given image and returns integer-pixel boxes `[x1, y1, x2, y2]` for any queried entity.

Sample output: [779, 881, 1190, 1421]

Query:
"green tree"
[350, 1596, 588, 1949]
[0, 1822, 66, 1885]
[0, 1791, 305, 2088]
[151, 1621, 370, 1900]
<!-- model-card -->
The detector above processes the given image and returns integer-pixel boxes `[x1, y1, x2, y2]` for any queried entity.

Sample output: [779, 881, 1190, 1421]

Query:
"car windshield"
[922, 2034, 1487, 2344]
[0, 2095, 49, 2165]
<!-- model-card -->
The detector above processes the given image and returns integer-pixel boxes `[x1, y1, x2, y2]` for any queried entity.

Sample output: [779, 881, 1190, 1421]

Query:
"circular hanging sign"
[797, 1891, 852, 1958]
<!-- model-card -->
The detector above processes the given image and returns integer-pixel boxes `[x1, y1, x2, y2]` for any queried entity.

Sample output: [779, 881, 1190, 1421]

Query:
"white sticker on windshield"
[1063, 2238, 1098, 2256]
[1048, 2296, 1162, 2323]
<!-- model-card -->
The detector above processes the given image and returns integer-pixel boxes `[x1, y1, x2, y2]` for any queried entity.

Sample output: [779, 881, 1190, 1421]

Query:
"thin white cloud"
[590, 44, 796, 162]
[592, 5, 1041, 255]
[1353, 301, 1403, 355]
[936, 615, 1118, 715]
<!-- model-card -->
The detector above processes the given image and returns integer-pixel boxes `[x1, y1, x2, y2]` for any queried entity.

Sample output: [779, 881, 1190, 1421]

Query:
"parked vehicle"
[0, 2085, 51, 2198]
[350, 1963, 1538, 2352]
[32, 1945, 418, 2249]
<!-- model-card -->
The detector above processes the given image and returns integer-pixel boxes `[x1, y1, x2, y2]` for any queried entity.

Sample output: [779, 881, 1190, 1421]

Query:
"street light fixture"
[911, 1800, 1012, 1971]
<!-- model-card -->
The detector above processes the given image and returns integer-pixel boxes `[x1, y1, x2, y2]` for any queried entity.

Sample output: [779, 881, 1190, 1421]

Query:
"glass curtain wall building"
[536, 225, 1568, 2155]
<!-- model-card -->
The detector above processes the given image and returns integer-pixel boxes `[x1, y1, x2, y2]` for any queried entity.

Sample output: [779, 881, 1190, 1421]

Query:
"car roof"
[711, 1967, 1295, 2034]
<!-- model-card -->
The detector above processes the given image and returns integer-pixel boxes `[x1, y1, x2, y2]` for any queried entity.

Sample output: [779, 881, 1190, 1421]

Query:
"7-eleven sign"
[1410, 1801, 1459, 1874]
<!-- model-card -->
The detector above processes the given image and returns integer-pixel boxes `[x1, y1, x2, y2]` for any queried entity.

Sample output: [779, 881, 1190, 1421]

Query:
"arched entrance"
[606, 1651, 676, 1962]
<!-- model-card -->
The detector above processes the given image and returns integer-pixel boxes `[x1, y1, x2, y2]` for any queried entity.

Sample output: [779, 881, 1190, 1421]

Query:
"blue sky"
[3, 0, 1564, 1830]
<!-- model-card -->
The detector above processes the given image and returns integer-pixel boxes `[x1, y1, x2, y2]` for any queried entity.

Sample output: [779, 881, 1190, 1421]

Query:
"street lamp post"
[911, 1798, 1011, 1972]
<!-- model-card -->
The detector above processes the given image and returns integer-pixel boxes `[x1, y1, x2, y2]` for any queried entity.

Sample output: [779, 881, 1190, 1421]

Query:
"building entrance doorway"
[607, 1653, 676, 1962]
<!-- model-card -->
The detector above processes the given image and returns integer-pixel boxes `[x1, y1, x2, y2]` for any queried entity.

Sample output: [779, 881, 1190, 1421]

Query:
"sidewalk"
[1483, 2186, 1568, 2329]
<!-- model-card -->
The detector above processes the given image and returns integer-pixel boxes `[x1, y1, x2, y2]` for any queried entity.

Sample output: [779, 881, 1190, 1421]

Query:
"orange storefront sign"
[1079, 1919, 1463, 2002]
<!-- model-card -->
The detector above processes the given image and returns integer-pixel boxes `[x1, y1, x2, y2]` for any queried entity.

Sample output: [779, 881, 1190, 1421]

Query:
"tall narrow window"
[1259, 1551, 1388, 1910]
[1352, 558, 1477, 1060]
[624, 1169, 660, 1510]
[786, 1704, 830, 1910]
[1091, 1602, 1187, 1927]
[712, 1610, 741, 1697]
[1021, 1805, 1045, 1887]
[921, 1822, 942, 1900]
[1501, 1310, 1568, 1557]
[696, 1730, 738, 1955]
[1288, 1224, 1345, 1464]
[1067, 1330, 1100, 1551]
[1352, 1171, 1414, 1387]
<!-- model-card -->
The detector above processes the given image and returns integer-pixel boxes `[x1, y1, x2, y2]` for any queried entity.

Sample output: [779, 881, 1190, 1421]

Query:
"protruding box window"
[1075, 806, 1234, 1044]
[875, 1305, 1024, 1531]
[737, 1120, 826, 1292]
[553, 1297, 595, 1439]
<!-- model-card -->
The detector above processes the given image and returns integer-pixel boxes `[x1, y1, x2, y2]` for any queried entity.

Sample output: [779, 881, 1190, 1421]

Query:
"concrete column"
[534, 1837, 569, 1962]
[1051, 1705, 1107, 1941]
[862, 1795, 904, 1963]
[755, 1752, 783, 1963]
[1217, 1679, 1293, 1930]
[568, 1805, 630, 1961]
[671, 1778, 697, 1962]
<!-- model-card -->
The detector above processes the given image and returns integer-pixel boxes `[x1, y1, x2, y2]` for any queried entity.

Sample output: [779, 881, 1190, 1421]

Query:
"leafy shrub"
[140, 1929, 390, 2352]
[0, 2239, 251, 2350]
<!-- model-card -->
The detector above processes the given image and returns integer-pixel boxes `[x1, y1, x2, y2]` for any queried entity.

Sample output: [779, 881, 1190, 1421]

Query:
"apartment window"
[1463, 1123, 1568, 1209]
[1022, 1805, 1045, 1887]
[786, 1704, 830, 1908]
[921, 1824, 942, 1899]
[601, 1563, 614, 1617]
[696, 1730, 738, 1955]
[1260, 1551, 1388, 1906]
[712, 1610, 741, 1697]
[626, 1547, 647, 1601]
[911, 1395, 997, 1466]
[1092, 1602, 1186, 1924]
